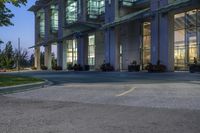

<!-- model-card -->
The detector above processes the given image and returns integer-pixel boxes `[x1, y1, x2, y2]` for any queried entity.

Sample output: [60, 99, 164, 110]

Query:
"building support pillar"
[34, 47, 41, 70]
[44, 45, 52, 70]
[77, 36, 88, 66]
[104, 28, 120, 70]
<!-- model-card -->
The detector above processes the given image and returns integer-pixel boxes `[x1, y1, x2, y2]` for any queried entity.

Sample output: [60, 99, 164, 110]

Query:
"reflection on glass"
[142, 22, 151, 68]
[88, 35, 95, 66]
[174, 9, 200, 70]
[67, 39, 77, 65]
[37, 9, 45, 38]
[87, 0, 105, 19]
[50, 5, 59, 33]
[66, 0, 78, 24]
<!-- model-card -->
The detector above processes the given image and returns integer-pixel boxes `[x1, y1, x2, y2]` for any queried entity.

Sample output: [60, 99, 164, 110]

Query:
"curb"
[0, 80, 52, 94]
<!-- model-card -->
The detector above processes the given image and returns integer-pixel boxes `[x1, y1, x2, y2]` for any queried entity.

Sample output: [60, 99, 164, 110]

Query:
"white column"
[34, 47, 41, 70]
[44, 45, 52, 69]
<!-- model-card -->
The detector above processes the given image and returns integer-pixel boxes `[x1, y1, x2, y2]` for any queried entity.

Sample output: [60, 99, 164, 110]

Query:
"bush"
[73, 64, 83, 71]
[52, 66, 62, 71]
[146, 63, 166, 73]
[189, 64, 200, 73]
[67, 63, 73, 70]
[100, 63, 114, 72]
[31, 66, 37, 70]
[41, 65, 48, 70]
[128, 60, 140, 72]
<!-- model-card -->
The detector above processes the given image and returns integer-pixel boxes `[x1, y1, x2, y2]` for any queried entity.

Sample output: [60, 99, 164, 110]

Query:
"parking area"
[1, 71, 200, 133]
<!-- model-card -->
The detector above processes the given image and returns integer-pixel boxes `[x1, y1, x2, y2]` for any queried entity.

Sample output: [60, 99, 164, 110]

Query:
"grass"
[0, 75, 44, 87]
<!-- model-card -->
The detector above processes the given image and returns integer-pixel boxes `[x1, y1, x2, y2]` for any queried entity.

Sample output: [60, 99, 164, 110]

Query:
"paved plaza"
[0, 71, 200, 133]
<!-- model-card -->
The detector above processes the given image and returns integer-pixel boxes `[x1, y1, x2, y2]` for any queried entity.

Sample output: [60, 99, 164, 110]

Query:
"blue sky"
[0, 0, 36, 54]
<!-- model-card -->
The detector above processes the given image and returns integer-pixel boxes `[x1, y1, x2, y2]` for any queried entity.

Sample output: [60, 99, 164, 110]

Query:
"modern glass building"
[29, 0, 200, 71]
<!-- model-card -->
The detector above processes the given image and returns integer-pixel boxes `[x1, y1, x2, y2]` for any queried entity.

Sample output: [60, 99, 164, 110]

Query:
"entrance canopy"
[102, 8, 150, 29]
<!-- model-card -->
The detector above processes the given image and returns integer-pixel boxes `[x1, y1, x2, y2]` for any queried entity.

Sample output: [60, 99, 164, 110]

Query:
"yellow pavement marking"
[116, 87, 136, 97]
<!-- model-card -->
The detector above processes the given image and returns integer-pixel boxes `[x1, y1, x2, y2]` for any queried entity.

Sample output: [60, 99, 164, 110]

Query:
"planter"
[128, 65, 140, 72]
[146, 64, 166, 73]
[189, 64, 200, 73]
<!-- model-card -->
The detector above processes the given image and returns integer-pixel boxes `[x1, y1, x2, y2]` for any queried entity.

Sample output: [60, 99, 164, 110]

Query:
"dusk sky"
[0, 0, 37, 54]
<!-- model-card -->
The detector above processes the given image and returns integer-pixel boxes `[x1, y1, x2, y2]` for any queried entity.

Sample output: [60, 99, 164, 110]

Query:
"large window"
[87, 0, 105, 19]
[37, 10, 45, 38]
[67, 39, 77, 65]
[88, 35, 95, 66]
[50, 4, 58, 33]
[174, 9, 200, 70]
[142, 22, 151, 69]
[174, 10, 200, 70]
[66, 0, 79, 24]
[120, 0, 140, 6]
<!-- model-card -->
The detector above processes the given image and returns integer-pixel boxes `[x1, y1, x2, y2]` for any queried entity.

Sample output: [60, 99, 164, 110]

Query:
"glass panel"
[88, 35, 95, 66]
[120, 0, 139, 6]
[66, 0, 78, 24]
[87, 0, 105, 19]
[37, 10, 45, 38]
[50, 5, 59, 33]
[186, 10, 197, 28]
[142, 22, 151, 68]
[174, 13, 185, 30]
[174, 9, 200, 70]
[67, 39, 77, 65]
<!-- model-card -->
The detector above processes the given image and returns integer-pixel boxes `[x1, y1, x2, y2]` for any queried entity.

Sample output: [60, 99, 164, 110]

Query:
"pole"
[17, 38, 21, 71]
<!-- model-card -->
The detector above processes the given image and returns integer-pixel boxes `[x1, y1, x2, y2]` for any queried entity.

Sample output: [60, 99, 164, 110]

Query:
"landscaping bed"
[0, 75, 43, 87]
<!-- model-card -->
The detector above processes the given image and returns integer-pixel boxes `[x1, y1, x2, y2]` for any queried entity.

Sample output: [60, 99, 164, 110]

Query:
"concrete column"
[150, 0, 160, 65]
[44, 45, 52, 69]
[151, 0, 174, 71]
[62, 41, 67, 70]
[77, 36, 88, 66]
[57, 0, 65, 68]
[34, 47, 41, 70]
[104, 28, 120, 70]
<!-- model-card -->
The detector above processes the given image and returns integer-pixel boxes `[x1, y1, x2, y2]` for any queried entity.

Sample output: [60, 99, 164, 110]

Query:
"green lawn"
[0, 75, 44, 87]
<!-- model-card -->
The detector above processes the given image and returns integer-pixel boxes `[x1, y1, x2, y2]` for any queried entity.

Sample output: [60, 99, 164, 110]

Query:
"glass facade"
[120, 0, 140, 6]
[87, 0, 105, 19]
[37, 10, 45, 38]
[50, 4, 59, 33]
[66, 39, 78, 65]
[66, 0, 79, 24]
[174, 9, 200, 70]
[88, 35, 95, 66]
[142, 22, 151, 69]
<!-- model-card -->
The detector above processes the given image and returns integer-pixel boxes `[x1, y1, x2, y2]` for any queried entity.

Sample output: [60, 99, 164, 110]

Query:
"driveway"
[1, 71, 200, 133]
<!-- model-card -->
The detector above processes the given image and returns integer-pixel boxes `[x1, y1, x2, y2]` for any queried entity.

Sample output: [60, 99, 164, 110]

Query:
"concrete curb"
[0, 80, 52, 94]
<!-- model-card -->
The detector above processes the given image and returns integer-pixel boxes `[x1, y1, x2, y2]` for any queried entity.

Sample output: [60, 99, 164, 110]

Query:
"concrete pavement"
[0, 71, 200, 133]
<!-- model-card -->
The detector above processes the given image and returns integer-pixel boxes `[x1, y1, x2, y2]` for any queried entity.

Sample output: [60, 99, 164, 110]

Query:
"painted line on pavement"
[116, 87, 136, 97]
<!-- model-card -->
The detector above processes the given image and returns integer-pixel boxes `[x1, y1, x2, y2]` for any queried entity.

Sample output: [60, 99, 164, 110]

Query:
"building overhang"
[29, 38, 58, 49]
[64, 21, 101, 32]
[157, 0, 192, 14]
[102, 8, 150, 29]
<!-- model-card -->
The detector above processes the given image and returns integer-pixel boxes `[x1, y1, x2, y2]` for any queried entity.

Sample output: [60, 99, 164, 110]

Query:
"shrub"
[128, 60, 140, 72]
[100, 63, 114, 72]
[41, 65, 48, 70]
[73, 64, 83, 71]
[84, 65, 90, 71]
[67, 63, 73, 70]
[31, 66, 37, 70]
[146, 63, 166, 73]
[52, 66, 62, 71]
[189, 64, 200, 73]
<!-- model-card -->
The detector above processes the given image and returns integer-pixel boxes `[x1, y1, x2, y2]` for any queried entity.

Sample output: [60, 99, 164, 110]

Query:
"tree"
[0, 41, 14, 68]
[14, 48, 29, 67]
[0, 0, 27, 26]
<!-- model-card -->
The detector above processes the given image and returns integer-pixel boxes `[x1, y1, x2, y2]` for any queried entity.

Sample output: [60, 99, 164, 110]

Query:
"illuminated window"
[120, 0, 139, 6]
[67, 39, 77, 65]
[174, 9, 200, 70]
[37, 9, 45, 38]
[87, 0, 105, 19]
[50, 4, 58, 33]
[66, 0, 79, 24]
[142, 22, 151, 69]
[88, 35, 95, 66]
